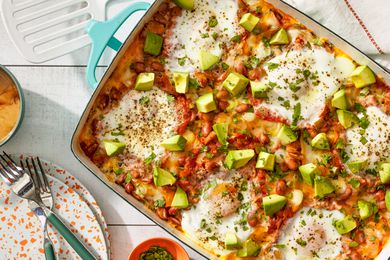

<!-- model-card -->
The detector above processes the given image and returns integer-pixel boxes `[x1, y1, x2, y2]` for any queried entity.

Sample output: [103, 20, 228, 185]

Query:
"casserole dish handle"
[86, 2, 151, 89]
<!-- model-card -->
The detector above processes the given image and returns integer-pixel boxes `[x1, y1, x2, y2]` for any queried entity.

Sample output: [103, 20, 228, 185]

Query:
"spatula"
[1, 0, 108, 63]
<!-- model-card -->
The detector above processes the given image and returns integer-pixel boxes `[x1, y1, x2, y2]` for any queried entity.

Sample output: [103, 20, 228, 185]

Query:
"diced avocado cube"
[262, 194, 287, 216]
[386, 191, 390, 212]
[251, 81, 269, 98]
[223, 72, 249, 96]
[299, 163, 319, 185]
[153, 167, 176, 187]
[199, 50, 219, 71]
[225, 149, 255, 169]
[239, 13, 260, 32]
[236, 239, 260, 257]
[103, 140, 125, 156]
[331, 89, 348, 110]
[334, 215, 357, 234]
[160, 135, 187, 151]
[350, 65, 376, 88]
[357, 200, 375, 220]
[173, 72, 189, 94]
[171, 187, 188, 208]
[277, 125, 298, 145]
[173, 0, 194, 10]
[336, 110, 359, 129]
[379, 163, 390, 184]
[314, 176, 335, 199]
[256, 152, 275, 171]
[135, 72, 155, 91]
[225, 231, 241, 250]
[348, 160, 367, 174]
[195, 93, 217, 113]
[311, 133, 330, 150]
[144, 32, 163, 56]
[269, 28, 289, 45]
[213, 123, 228, 145]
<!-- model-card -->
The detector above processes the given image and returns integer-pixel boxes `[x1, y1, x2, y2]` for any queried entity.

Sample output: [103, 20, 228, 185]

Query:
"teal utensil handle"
[47, 211, 96, 260]
[86, 2, 151, 89]
[44, 239, 56, 260]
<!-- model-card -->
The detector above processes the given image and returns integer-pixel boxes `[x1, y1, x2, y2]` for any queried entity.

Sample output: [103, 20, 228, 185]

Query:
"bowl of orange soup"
[0, 65, 24, 146]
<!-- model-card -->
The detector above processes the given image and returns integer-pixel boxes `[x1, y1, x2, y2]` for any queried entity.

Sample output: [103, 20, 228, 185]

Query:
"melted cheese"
[345, 106, 390, 170]
[278, 207, 344, 259]
[165, 0, 239, 73]
[255, 48, 349, 126]
[98, 87, 178, 159]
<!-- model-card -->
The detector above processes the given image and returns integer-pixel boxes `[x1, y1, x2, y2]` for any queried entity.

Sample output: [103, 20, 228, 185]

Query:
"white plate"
[17, 155, 111, 259]
[0, 172, 107, 259]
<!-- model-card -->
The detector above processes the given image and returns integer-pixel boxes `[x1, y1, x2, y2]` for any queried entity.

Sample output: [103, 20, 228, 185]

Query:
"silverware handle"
[43, 208, 96, 260]
[44, 238, 56, 260]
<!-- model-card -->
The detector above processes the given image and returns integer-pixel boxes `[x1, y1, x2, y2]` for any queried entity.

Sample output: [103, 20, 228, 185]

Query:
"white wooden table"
[1, 1, 389, 259]
[0, 1, 205, 259]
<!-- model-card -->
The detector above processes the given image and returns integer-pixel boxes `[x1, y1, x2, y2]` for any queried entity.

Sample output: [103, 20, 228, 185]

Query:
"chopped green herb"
[200, 33, 209, 38]
[335, 139, 345, 149]
[266, 62, 279, 70]
[296, 238, 307, 247]
[360, 136, 368, 145]
[200, 145, 208, 153]
[178, 56, 186, 66]
[208, 16, 218, 27]
[167, 95, 174, 103]
[114, 168, 123, 175]
[221, 62, 229, 70]
[154, 198, 166, 208]
[144, 152, 156, 165]
[231, 35, 241, 43]
[292, 103, 302, 126]
[189, 78, 200, 89]
[349, 179, 360, 189]
[140, 96, 150, 105]
[211, 32, 218, 40]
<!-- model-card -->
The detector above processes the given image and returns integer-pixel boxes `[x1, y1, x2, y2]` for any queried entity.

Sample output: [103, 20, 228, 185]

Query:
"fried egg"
[98, 87, 178, 159]
[255, 48, 353, 126]
[165, 0, 239, 73]
[345, 106, 390, 170]
[181, 172, 252, 256]
[277, 207, 344, 259]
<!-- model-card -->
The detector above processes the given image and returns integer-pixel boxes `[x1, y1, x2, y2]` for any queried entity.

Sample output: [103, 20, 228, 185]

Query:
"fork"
[0, 152, 96, 260]
[21, 157, 56, 260]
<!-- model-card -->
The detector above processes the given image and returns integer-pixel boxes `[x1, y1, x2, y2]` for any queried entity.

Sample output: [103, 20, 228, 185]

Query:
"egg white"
[277, 207, 344, 259]
[345, 106, 390, 170]
[255, 48, 350, 126]
[181, 171, 252, 256]
[98, 87, 178, 159]
[165, 0, 239, 73]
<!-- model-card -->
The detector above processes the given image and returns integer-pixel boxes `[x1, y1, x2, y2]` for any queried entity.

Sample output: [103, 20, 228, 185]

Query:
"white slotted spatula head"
[1, 0, 107, 63]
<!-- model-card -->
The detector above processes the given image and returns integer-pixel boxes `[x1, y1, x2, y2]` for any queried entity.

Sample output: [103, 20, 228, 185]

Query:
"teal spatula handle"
[44, 209, 96, 260]
[44, 239, 56, 260]
[86, 2, 151, 89]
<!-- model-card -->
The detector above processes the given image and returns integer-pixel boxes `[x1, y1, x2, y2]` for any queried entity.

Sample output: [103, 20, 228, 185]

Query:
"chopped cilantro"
[266, 62, 279, 70]
[200, 145, 208, 153]
[349, 179, 360, 189]
[296, 238, 307, 247]
[189, 78, 200, 89]
[154, 198, 166, 208]
[208, 16, 218, 27]
[221, 62, 229, 70]
[167, 95, 174, 103]
[335, 139, 345, 149]
[140, 96, 150, 105]
[178, 56, 186, 66]
[292, 103, 302, 126]
[144, 153, 156, 165]
[231, 35, 241, 43]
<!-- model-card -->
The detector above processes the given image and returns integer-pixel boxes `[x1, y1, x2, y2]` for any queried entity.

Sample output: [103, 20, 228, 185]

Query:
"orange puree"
[0, 71, 20, 141]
